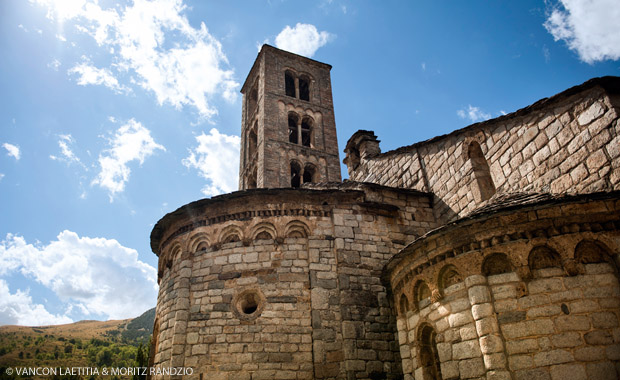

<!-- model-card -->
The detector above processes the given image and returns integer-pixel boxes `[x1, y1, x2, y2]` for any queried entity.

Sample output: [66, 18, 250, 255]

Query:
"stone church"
[149, 45, 620, 380]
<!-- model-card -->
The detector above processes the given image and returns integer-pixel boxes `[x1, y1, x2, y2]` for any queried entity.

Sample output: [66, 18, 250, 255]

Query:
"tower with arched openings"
[239, 45, 341, 190]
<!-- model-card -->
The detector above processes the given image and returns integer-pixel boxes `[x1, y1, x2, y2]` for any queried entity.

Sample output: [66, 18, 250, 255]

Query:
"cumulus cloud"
[0, 231, 157, 322]
[69, 60, 130, 94]
[92, 119, 165, 200]
[544, 0, 620, 63]
[457, 105, 491, 123]
[34, 0, 238, 119]
[275, 23, 333, 57]
[2, 143, 21, 160]
[0, 280, 72, 326]
[182, 128, 240, 197]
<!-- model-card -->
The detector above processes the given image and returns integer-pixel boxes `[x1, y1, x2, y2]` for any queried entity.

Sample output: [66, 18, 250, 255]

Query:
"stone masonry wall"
[346, 78, 620, 223]
[386, 194, 620, 380]
[239, 45, 341, 190]
[151, 185, 436, 379]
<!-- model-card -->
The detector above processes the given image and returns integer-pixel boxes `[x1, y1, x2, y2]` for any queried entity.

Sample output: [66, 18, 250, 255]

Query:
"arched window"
[303, 164, 317, 184]
[575, 240, 611, 265]
[529, 246, 561, 271]
[290, 161, 301, 188]
[468, 141, 496, 202]
[288, 113, 299, 144]
[418, 324, 442, 380]
[285, 71, 296, 97]
[482, 252, 512, 276]
[248, 125, 257, 160]
[299, 76, 310, 101]
[247, 168, 257, 189]
[399, 294, 410, 316]
[301, 117, 312, 147]
[438, 265, 462, 293]
[414, 281, 431, 309]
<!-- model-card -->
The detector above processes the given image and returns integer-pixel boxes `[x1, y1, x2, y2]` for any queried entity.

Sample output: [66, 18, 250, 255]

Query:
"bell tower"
[239, 44, 341, 190]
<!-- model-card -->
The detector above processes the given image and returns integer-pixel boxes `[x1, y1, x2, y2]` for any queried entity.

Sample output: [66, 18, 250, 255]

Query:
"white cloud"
[35, 0, 238, 119]
[182, 128, 240, 197]
[69, 60, 130, 94]
[0, 173, 4, 182]
[92, 119, 165, 200]
[544, 0, 620, 63]
[48, 58, 61, 71]
[0, 231, 157, 321]
[50, 134, 84, 167]
[0, 280, 72, 326]
[275, 23, 333, 57]
[3, 143, 21, 160]
[457, 105, 491, 123]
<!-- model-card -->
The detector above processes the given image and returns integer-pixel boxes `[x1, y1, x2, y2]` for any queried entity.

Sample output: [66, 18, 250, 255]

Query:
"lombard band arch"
[284, 220, 310, 239]
[219, 225, 244, 245]
[482, 252, 512, 276]
[188, 232, 211, 254]
[251, 222, 277, 241]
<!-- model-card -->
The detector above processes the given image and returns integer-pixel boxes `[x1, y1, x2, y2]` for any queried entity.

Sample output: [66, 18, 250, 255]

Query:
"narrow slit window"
[288, 114, 299, 144]
[468, 142, 496, 201]
[299, 77, 310, 101]
[285, 71, 296, 97]
[290, 162, 301, 188]
[301, 118, 312, 147]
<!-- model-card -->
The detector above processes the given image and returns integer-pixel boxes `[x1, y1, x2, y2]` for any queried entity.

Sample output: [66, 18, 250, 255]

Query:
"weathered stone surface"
[151, 49, 620, 380]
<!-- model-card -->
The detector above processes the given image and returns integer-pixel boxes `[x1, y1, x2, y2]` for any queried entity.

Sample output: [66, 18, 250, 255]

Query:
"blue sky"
[1, 0, 619, 325]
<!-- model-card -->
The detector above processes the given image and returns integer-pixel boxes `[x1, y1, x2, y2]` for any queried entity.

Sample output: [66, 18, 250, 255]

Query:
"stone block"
[487, 272, 520, 285]
[550, 332, 582, 348]
[437, 342, 452, 361]
[574, 346, 605, 361]
[592, 311, 619, 329]
[514, 368, 550, 380]
[453, 339, 482, 360]
[476, 317, 499, 337]
[584, 330, 613, 345]
[509, 354, 533, 370]
[465, 275, 487, 288]
[480, 335, 504, 354]
[527, 278, 563, 294]
[486, 370, 512, 380]
[549, 363, 586, 380]
[440, 361, 460, 380]
[586, 362, 617, 380]
[606, 344, 620, 360]
[449, 310, 474, 327]
[577, 101, 605, 126]
[533, 349, 573, 366]
[469, 286, 491, 305]
[554, 315, 591, 331]
[460, 325, 478, 340]
[506, 338, 538, 354]
[483, 352, 506, 370]
[497, 311, 526, 324]
[472, 303, 494, 320]
[459, 357, 486, 379]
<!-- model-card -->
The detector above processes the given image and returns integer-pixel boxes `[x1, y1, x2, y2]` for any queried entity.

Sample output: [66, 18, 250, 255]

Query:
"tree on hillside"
[133, 343, 148, 380]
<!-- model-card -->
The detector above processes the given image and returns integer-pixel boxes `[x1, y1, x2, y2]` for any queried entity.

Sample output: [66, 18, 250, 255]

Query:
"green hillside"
[0, 308, 155, 379]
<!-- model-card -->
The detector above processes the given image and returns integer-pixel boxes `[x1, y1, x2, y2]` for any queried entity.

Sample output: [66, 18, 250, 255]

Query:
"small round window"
[233, 289, 265, 321]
